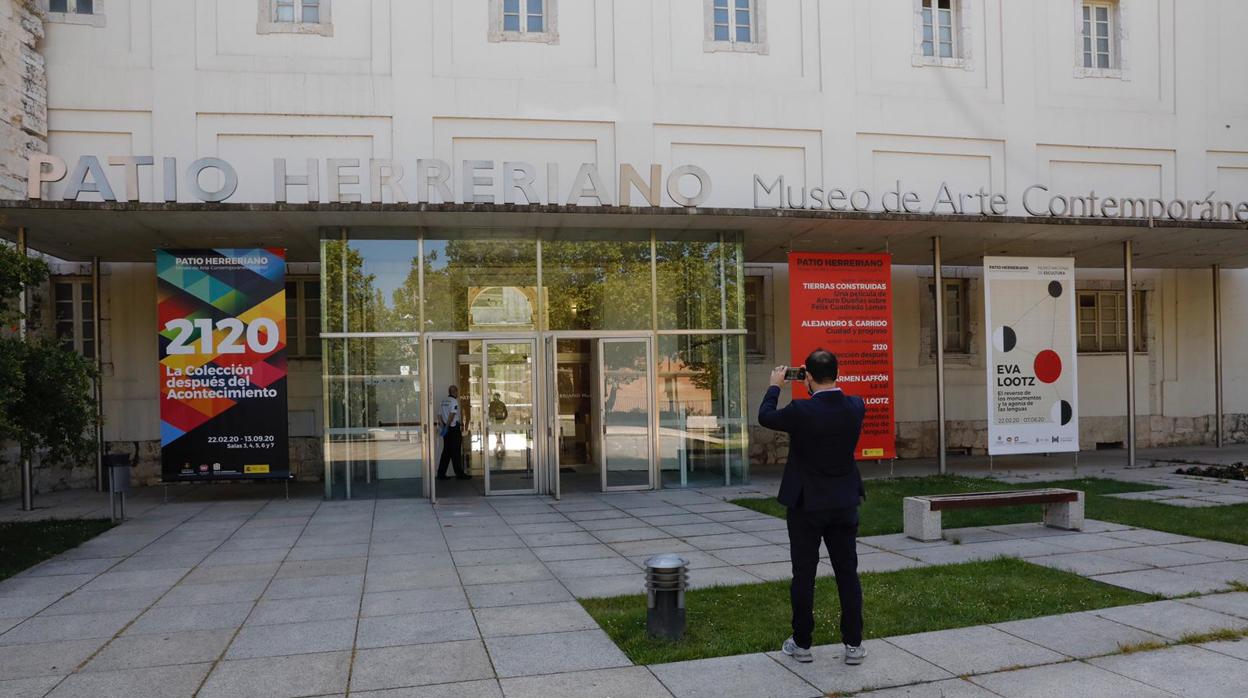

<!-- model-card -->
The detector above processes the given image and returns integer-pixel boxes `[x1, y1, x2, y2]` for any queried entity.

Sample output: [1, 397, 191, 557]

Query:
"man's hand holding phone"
[770, 365, 807, 388]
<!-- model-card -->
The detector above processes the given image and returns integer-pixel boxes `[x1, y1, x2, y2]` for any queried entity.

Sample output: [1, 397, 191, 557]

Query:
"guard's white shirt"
[438, 395, 461, 428]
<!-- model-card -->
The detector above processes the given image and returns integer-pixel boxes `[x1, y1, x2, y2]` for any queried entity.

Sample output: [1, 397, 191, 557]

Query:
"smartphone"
[784, 367, 806, 381]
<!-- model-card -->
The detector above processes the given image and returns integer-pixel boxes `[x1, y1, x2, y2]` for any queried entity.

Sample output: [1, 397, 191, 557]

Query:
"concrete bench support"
[1042, 491, 1085, 531]
[904, 497, 943, 542]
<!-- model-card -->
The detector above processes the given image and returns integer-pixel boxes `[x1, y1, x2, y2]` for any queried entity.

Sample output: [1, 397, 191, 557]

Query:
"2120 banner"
[157, 248, 290, 481]
[789, 253, 896, 459]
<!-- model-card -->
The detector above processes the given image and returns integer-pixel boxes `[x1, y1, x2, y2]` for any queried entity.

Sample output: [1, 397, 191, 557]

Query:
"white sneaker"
[844, 644, 866, 665]
[781, 637, 813, 663]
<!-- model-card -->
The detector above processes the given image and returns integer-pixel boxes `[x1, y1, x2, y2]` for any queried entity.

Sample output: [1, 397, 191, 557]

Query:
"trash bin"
[104, 453, 131, 520]
[645, 553, 689, 641]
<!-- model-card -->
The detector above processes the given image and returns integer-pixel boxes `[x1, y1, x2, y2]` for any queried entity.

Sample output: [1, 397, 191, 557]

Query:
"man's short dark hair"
[805, 349, 838, 383]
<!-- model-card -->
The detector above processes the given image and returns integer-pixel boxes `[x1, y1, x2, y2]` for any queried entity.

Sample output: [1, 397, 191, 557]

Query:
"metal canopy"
[2, 200, 1245, 267]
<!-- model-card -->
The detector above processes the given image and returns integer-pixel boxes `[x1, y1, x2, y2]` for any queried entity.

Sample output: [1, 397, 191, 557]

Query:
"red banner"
[789, 253, 895, 459]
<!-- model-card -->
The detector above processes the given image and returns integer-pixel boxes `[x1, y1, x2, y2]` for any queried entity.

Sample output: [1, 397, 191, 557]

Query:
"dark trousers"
[786, 505, 863, 649]
[437, 426, 465, 477]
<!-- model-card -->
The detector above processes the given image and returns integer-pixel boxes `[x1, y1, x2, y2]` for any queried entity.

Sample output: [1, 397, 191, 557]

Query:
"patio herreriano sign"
[24, 153, 1248, 223]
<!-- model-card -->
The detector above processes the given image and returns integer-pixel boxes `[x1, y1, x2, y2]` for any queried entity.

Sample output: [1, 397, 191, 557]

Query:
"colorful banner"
[984, 257, 1079, 455]
[789, 253, 895, 460]
[158, 249, 289, 481]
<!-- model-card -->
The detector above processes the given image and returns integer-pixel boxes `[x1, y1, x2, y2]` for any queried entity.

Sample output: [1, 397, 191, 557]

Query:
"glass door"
[482, 339, 537, 494]
[599, 338, 654, 490]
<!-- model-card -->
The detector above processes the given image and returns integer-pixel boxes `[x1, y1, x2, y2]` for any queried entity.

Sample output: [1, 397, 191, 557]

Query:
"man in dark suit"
[759, 348, 866, 666]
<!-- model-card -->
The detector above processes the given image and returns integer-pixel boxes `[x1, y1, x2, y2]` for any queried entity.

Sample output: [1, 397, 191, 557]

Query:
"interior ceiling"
[2, 201, 1245, 268]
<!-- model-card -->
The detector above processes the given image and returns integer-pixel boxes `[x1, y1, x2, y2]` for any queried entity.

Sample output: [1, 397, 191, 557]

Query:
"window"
[704, 0, 767, 54]
[287, 278, 322, 358]
[1075, 0, 1125, 77]
[920, 0, 956, 58]
[929, 278, 970, 353]
[53, 279, 95, 359]
[1077, 290, 1145, 353]
[743, 275, 765, 356]
[47, 0, 105, 27]
[489, 0, 559, 44]
[258, 0, 332, 36]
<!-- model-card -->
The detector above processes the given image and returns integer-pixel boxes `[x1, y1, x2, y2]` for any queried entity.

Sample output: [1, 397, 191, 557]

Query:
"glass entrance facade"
[321, 228, 747, 499]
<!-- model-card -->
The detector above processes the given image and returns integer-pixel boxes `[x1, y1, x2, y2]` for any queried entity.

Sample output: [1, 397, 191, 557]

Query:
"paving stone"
[367, 553, 455, 575]
[464, 580, 574, 608]
[39, 586, 165, 617]
[457, 562, 553, 586]
[1043, 533, 1143, 552]
[351, 640, 494, 691]
[357, 609, 479, 648]
[83, 628, 236, 672]
[769, 639, 953, 694]
[0, 574, 93, 598]
[1102, 529, 1202, 546]
[858, 534, 952, 553]
[0, 593, 62, 620]
[200, 650, 351, 698]
[520, 532, 600, 547]
[609, 540, 696, 557]
[1091, 568, 1232, 596]
[622, 505, 690, 517]
[225, 617, 357, 659]
[447, 536, 525, 552]
[274, 557, 367, 579]
[0, 610, 138, 646]
[650, 653, 820, 698]
[546, 557, 640, 579]
[683, 502, 746, 514]
[643, 514, 714, 527]
[856, 678, 999, 696]
[0, 676, 63, 697]
[353, 679, 503, 697]
[1098, 545, 1221, 568]
[562, 574, 645, 599]
[682, 533, 768, 550]
[362, 586, 469, 616]
[286, 543, 371, 561]
[366, 568, 461, 593]
[1198, 638, 1248, 661]
[857, 551, 926, 572]
[886, 625, 1067, 676]
[112, 554, 208, 572]
[248, 593, 360, 625]
[46, 662, 212, 698]
[592, 527, 670, 544]
[725, 517, 789, 533]
[906, 539, 1068, 565]
[991, 612, 1167, 658]
[126, 601, 253, 635]
[1091, 600, 1248, 640]
[578, 517, 651, 532]
[941, 527, 1013, 545]
[1164, 541, 1248, 561]
[532, 544, 617, 562]
[0, 639, 104, 680]
[1088, 644, 1248, 698]
[1172, 560, 1248, 584]
[708, 545, 790, 566]
[473, 601, 597, 638]
[200, 548, 290, 567]
[1026, 551, 1150, 577]
[510, 522, 582, 535]
[180, 563, 279, 586]
[486, 628, 630, 678]
[659, 523, 738, 538]
[499, 666, 672, 698]
[969, 660, 1170, 697]
[1153, 497, 1223, 507]
[1180, 592, 1248, 619]
[452, 548, 540, 566]
[157, 579, 270, 607]
[22, 557, 123, 577]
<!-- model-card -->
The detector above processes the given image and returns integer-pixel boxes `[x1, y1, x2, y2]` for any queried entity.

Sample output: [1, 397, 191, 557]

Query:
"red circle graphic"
[1034, 350, 1062, 384]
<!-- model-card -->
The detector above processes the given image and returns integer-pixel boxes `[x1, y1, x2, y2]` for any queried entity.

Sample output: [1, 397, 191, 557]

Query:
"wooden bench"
[903, 488, 1084, 541]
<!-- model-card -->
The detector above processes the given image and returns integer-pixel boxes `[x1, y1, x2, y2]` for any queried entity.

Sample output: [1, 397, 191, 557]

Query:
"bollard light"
[644, 553, 688, 641]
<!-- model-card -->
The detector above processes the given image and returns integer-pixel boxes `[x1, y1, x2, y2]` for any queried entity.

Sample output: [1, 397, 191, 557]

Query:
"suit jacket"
[758, 385, 866, 511]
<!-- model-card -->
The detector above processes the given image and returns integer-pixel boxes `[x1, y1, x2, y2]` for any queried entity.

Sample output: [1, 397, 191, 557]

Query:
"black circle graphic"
[1048, 280, 1063, 298]
[1001, 326, 1016, 352]
[1060, 400, 1073, 426]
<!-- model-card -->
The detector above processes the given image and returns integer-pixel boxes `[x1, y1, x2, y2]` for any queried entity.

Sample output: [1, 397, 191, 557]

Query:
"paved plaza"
[3, 465, 1248, 696]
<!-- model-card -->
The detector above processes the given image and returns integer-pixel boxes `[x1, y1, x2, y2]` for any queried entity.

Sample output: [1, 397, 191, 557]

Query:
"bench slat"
[924, 489, 1079, 512]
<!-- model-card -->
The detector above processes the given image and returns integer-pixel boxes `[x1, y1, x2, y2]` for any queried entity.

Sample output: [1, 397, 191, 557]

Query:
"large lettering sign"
[789, 253, 895, 460]
[984, 257, 1079, 455]
[158, 249, 289, 481]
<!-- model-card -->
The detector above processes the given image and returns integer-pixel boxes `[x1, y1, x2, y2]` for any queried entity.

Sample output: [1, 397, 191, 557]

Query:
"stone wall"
[748, 413, 1248, 465]
[0, 0, 46, 199]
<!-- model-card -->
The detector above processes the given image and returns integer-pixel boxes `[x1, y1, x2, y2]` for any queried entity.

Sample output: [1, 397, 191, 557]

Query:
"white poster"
[984, 257, 1079, 455]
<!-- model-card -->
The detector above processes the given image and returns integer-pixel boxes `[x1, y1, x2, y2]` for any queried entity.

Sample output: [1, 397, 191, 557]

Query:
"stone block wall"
[0, 0, 46, 199]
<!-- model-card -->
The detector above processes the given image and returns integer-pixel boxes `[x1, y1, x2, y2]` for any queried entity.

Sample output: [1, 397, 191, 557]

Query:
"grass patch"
[731, 476, 1158, 538]
[581, 557, 1155, 665]
[733, 475, 1248, 546]
[0, 519, 115, 582]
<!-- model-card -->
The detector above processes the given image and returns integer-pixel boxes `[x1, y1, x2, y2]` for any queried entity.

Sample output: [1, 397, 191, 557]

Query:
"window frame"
[51, 277, 96, 359]
[1076, 289, 1146, 353]
[742, 268, 772, 359]
[704, 0, 769, 55]
[286, 276, 322, 359]
[1073, 0, 1128, 79]
[489, 0, 560, 45]
[46, 0, 106, 28]
[928, 277, 971, 355]
[258, 0, 333, 37]
[912, 0, 972, 69]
